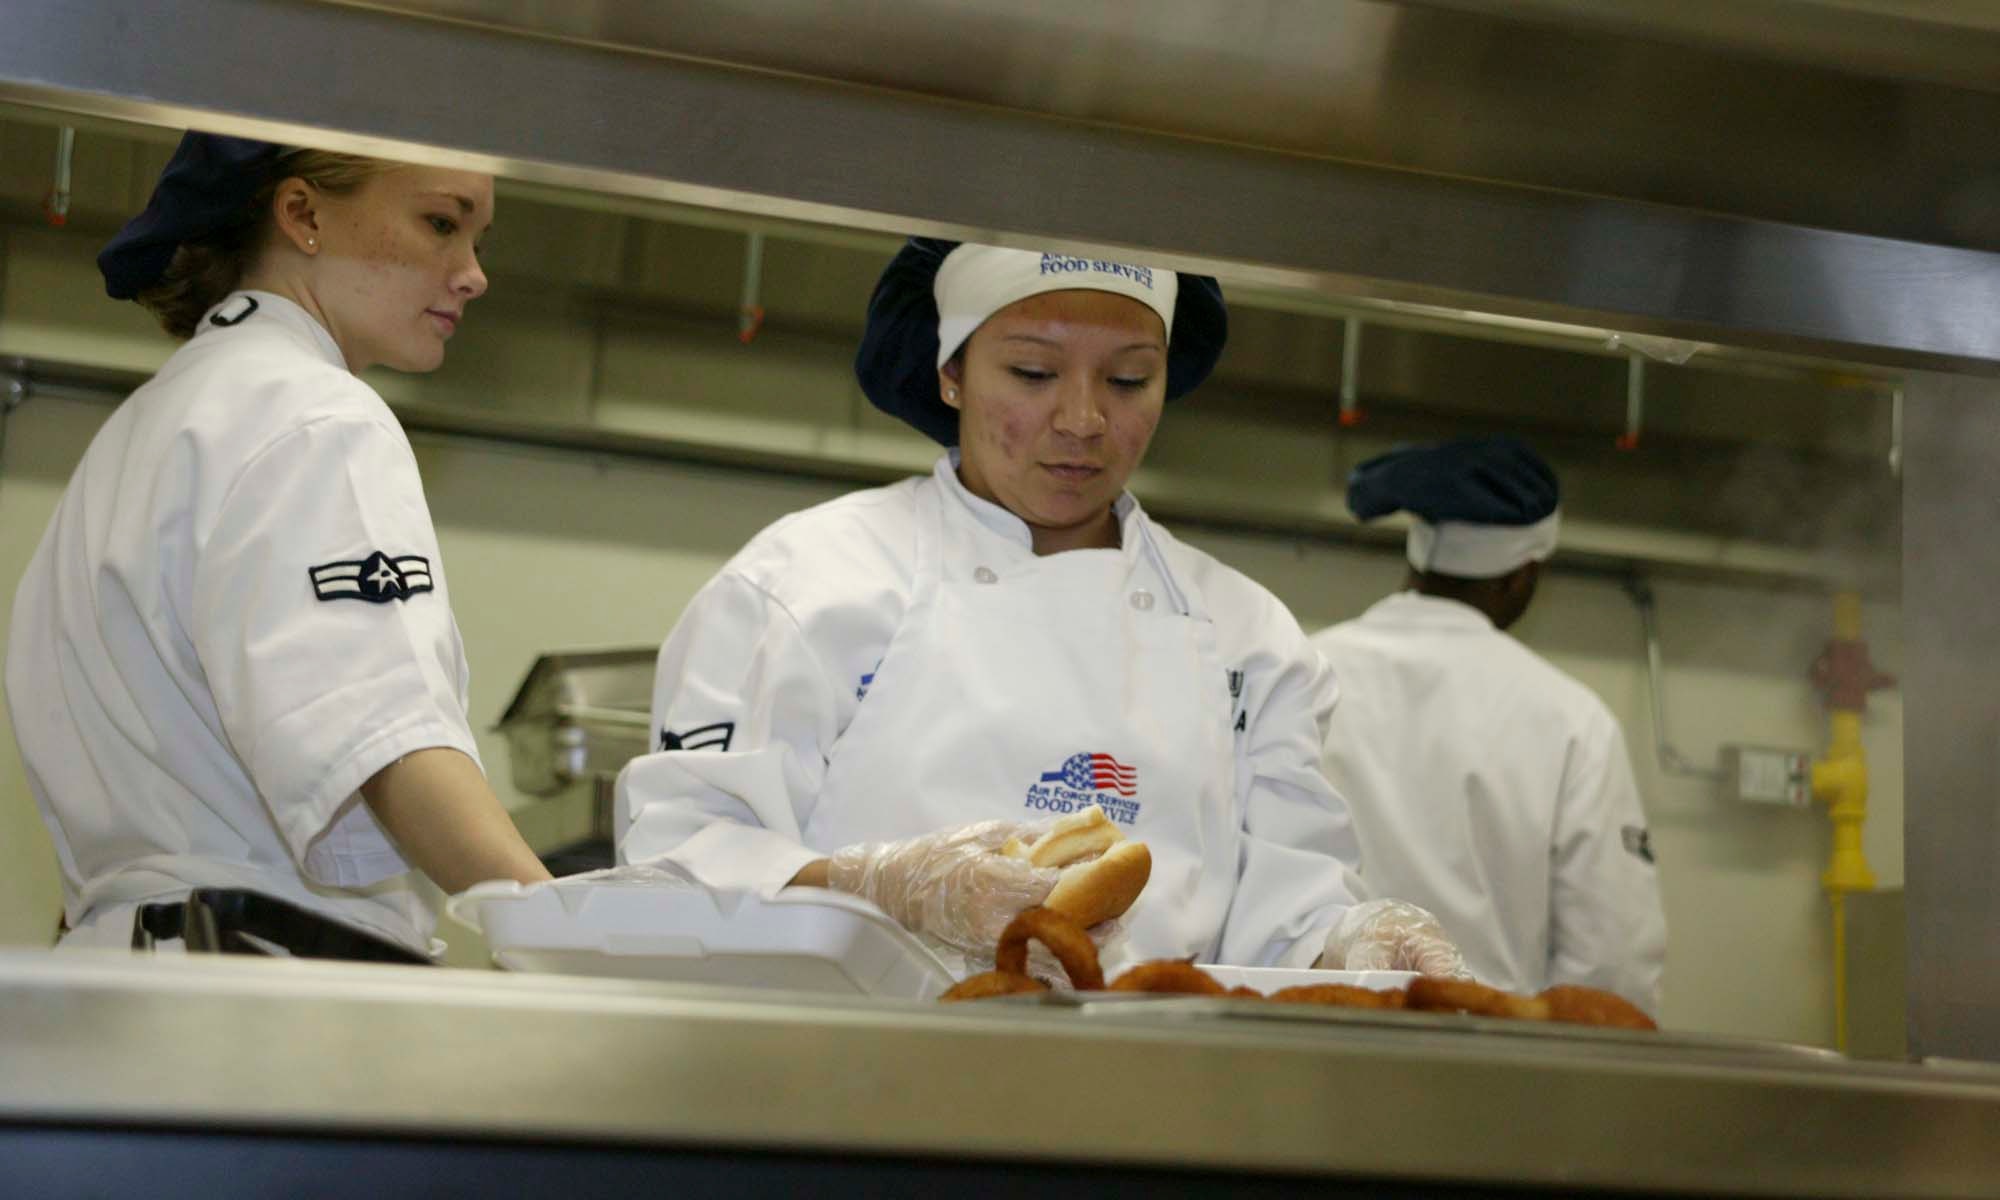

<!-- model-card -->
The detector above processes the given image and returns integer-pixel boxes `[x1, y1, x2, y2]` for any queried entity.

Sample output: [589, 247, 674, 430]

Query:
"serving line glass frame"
[2, 0, 1997, 1071]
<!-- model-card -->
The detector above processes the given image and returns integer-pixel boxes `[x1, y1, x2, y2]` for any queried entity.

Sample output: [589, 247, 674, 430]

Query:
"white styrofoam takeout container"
[448, 866, 956, 1000]
[1192, 964, 1418, 993]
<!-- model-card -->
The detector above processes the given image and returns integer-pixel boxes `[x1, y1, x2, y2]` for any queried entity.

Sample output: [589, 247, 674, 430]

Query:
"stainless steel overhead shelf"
[2, 0, 1997, 371]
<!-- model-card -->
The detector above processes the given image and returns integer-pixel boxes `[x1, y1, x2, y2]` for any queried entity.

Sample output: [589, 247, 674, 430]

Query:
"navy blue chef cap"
[98, 132, 287, 300]
[1347, 436, 1560, 526]
[853, 238, 1229, 446]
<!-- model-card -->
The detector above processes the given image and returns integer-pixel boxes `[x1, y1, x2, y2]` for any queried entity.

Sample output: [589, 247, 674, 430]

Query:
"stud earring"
[946, 386, 959, 401]
[306, 237, 317, 249]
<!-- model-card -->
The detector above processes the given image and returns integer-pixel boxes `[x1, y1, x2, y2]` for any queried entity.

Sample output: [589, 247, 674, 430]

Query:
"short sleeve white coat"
[1310, 592, 1666, 1011]
[6, 292, 481, 951]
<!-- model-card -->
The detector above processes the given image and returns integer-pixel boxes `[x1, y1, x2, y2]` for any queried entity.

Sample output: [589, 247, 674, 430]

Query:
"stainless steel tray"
[985, 988, 1845, 1063]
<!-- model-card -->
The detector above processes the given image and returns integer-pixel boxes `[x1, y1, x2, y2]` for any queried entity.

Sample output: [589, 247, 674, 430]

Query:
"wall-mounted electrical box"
[1721, 745, 1814, 808]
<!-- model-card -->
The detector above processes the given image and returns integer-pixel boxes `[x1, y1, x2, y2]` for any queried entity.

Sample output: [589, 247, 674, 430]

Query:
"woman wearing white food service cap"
[616, 239, 1468, 978]
[1310, 437, 1666, 1014]
[6, 132, 550, 959]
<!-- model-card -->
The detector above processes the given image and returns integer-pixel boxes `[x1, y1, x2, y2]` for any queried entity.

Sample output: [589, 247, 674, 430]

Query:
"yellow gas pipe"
[1810, 592, 1888, 1054]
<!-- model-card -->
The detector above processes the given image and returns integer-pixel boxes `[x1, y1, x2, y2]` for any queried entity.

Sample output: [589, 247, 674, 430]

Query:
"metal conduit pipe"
[1618, 353, 1645, 451]
[1338, 316, 1365, 427]
[1624, 578, 1725, 782]
[46, 125, 74, 225]
[1889, 386, 1905, 479]
[737, 230, 765, 344]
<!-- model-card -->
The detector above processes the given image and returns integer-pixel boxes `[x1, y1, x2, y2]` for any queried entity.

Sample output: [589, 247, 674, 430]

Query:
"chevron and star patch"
[309, 551, 434, 604]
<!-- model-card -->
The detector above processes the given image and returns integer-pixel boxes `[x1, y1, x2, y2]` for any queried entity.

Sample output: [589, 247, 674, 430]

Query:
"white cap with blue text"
[932, 244, 1180, 367]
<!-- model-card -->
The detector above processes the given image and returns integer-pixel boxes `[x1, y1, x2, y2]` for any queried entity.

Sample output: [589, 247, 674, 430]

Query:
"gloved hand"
[825, 820, 1058, 960]
[1321, 898, 1472, 979]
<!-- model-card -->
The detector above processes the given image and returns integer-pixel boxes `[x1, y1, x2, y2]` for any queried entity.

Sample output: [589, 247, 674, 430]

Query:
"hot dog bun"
[1022, 805, 1124, 868]
[1043, 839, 1151, 928]
[1005, 805, 1151, 928]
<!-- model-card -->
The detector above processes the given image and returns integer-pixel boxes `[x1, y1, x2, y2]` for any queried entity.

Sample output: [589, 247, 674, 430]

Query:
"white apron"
[810, 481, 1238, 971]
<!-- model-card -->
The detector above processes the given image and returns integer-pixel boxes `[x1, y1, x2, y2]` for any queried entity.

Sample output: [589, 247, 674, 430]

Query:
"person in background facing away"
[616, 238, 1471, 980]
[6, 132, 551, 958]
[1309, 436, 1666, 1014]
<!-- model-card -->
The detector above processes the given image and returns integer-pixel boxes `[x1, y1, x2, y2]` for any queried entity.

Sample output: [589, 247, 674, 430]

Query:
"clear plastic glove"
[825, 820, 1058, 960]
[1321, 898, 1472, 979]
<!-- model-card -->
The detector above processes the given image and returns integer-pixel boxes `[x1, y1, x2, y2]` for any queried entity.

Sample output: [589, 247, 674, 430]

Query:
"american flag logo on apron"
[1039, 752, 1139, 798]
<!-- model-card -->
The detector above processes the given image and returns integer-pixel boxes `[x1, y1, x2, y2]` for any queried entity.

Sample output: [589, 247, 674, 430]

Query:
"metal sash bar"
[1900, 372, 2000, 1062]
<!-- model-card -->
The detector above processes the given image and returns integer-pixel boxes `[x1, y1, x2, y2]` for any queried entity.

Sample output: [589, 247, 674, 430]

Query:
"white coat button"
[973, 566, 998, 584]
[1130, 589, 1155, 611]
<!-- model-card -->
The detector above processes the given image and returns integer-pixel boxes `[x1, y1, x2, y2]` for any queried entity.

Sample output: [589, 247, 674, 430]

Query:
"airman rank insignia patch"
[310, 552, 434, 603]
[660, 722, 735, 752]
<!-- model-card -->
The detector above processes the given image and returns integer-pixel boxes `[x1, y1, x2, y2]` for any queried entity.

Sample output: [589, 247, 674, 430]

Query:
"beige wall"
[0, 212, 1903, 1045]
[0, 398, 84, 948]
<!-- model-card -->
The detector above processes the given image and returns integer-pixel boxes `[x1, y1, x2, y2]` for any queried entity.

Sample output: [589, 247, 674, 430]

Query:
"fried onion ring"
[1106, 959, 1228, 996]
[1406, 976, 1552, 1021]
[1267, 983, 1408, 1010]
[1539, 985, 1657, 1031]
[939, 970, 1048, 1002]
[992, 906, 1103, 991]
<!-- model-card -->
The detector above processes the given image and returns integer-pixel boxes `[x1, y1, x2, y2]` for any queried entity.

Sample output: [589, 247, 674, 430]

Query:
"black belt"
[131, 888, 432, 965]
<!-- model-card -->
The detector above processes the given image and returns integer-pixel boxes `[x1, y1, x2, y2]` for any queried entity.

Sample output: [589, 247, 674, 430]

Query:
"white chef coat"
[1310, 591, 1666, 1011]
[6, 291, 480, 954]
[618, 453, 1365, 969]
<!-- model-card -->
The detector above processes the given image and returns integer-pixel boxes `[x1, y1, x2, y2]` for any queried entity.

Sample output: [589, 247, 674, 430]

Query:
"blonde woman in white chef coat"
[617, 239, 1467, 978]
[6, 133, 550, 958]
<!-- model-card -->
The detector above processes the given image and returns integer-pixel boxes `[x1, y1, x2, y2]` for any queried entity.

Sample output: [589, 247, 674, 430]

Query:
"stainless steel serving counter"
[2, 951, 1997, 1197]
